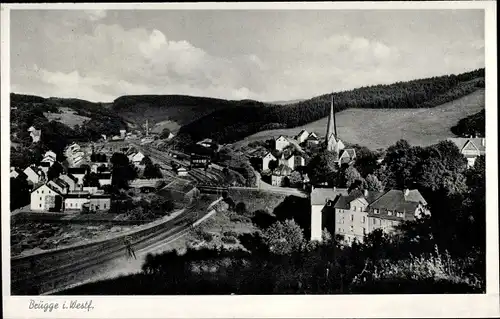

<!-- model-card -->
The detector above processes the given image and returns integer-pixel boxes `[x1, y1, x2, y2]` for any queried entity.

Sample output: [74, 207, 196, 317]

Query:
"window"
[362, 216, 366, 223]
[39, 204, 42, 208]
[373, 218, 377, 225]
[338, 228, 342, 232]
[104, 204, 107, 209]
[350, 215, 354, 222]
[70, 203, 73, 207]
[352, 206, 356, 212]
[397, 212, 404, 218]
[350, 225, 354, 232]
[388, 211, 393, 216]
[37, 190, 39, 194]
[42, 190, 44, 194]
[374, 209, 379, 214]
[362, 227, 366, 235]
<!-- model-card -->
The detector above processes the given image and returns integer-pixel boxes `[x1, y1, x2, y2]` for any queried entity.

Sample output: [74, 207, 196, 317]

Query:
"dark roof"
[368, 189, 425, 212]
[311, 187, 349, 205]
[51, 178, 69, 189]
[39, 161, 51, 167]
[334, 189, 385, 209]
[68, 167, 87, 175]
[60, 174, 78, 183]
[343, 148, 356, 158]
[97, 173, 112, 179]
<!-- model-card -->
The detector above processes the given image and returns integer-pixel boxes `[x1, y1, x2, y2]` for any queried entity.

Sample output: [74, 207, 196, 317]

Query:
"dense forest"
[451, 109, 485, 137]
[177, 68, 485, 144]
[10, 93, 127, 168]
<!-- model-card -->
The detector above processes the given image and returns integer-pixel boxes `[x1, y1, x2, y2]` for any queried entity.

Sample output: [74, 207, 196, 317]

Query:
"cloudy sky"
[10, 9, 484, 102]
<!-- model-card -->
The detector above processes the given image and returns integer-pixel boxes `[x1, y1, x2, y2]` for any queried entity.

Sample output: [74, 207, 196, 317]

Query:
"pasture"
[43, 107, 90, 128]
[236, 89, 485, 150]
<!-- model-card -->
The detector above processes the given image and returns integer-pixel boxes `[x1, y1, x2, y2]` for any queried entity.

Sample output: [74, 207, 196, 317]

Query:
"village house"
[10, 167, 24, 179]
[310, 187, 428, 244]
[271, 164, 293, 186]
[91, 162, 110, 174]
[128, 151, 145, 166]
[97, 172, 112, 187]
[59, 174, 78, 191]
[23, 166, 44, 185]
[65, 143, 86, 167]
[295, 130, 310, 144]
[120, 129, 127, 139]
[279, 152, 306, 171]
[305, 132, 320, 147]
[38, 161, 51, 175]
[336, 148, 357, 166]
[262, 152, 277, 171]
[40, 151, 57, 167]
[68, 167, 88, 186]
[27, 126, 41, 143]
[448, 137, 486, 167]
[275, 135, 291, 151]
[47, 178, 70, 195]
[30, 183, 64, 211]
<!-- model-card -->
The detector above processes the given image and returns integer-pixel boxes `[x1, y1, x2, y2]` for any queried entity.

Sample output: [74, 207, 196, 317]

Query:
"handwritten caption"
[29, 299, 94, 312]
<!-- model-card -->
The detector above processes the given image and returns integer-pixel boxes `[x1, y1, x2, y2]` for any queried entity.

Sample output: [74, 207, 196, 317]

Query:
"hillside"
[177, 68, 485, 144]
[9, 94, 128, 168]
[112, 95, 272, 134]
[237, 89, 485, 150]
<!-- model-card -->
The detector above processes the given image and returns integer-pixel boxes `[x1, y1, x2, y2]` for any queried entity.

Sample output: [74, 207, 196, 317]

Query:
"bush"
[221, 235, 238, 244]
[223, 230, 238, 238]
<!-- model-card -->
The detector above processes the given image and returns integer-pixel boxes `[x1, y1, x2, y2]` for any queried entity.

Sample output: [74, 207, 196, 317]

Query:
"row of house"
[310, 186, 429, 244]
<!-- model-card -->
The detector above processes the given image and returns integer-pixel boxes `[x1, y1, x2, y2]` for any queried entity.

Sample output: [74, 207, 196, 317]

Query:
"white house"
[279, 153, 306, 170]
[336, 148, 357, 166]
[448, 137, 486, 167]
[97, 173, 112, 187]
[275, 135, 291, 151]
[47, 179, 69, 194]
[10, 167, 23, 179]
[262, 152, 277, 171]
[120, 129, 127, 139]
[43, 151, 57, 161]
[23, 166, 42, 185]
[64, 192, 92, 211]
[310, 187, 349, 241]
[305, 133, 320, 146]
[295, 130, 310, 144]
[30, 183, 64, 211]
[38, 162, 51, 175]
[27, 126, 41, 143]
[128, 152, 146, 166]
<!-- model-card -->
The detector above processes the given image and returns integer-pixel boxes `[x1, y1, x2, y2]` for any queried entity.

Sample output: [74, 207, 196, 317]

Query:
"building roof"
[31, 183, 63, 195]
[295, 129, 309, 139]
[96, 173, 112, 179]
[311, 187, 349, 206]
[68, 167, 87, 175]
[448, 138, 485, 153]
[39, 161, 51, 168]
[368, 189, 426, 212]
[24, 166, 40, 175]
[342, 148, 356, 158]
[334, 189, 385, 209]
[50, 178, 69, 189]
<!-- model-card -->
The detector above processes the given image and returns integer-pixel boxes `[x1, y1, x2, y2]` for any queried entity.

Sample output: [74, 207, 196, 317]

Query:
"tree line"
[177, 68, 485, 144]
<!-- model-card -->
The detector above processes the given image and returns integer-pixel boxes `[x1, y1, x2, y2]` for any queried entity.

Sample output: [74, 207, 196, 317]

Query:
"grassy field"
[236, 89, 485, 150]
[43, 107, 90, 128]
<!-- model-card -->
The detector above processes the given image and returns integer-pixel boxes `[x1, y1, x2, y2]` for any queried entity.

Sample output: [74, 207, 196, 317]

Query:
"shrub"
[221, 235, 238, 244]
[223, 230, 238, 238]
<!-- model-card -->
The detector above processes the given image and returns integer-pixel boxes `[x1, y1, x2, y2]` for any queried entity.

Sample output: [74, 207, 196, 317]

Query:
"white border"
[1, 2, 498, 318]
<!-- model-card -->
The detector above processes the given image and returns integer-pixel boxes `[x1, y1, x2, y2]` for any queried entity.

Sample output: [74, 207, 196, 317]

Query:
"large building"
[448, 137, 486, 167]
[310, 187, 428, 244]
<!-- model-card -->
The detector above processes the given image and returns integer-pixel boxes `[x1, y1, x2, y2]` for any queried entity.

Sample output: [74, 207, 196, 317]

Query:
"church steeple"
[325, 93, 338, 152]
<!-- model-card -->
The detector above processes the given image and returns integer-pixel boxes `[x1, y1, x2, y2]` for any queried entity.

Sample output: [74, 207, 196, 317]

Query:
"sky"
[10, 9, 485, 103]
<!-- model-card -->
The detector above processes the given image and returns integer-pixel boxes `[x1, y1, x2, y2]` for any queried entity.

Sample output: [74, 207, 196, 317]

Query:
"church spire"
[325, 93, 338, 152]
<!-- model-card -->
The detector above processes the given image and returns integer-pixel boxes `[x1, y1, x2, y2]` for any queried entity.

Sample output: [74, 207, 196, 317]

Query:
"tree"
[307, 151, 338, 184]
[10, 177, 31, 210]
[83, 172, 100, 187]
[47, 162, 64, 181]
[111, 152, 138, 189]
[365, 174, 384, 192]
[288, 171, 303, 188]
[354, 146, 380, 177]
[263, 219, 305, 255]
[143, 163, 163, 179]
[268, 160, 278, 172]
[160, 128, 172, 139]
[343, 166, 363, 189]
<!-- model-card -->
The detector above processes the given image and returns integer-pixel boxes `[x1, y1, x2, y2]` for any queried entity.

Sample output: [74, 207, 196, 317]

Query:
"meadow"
[236, 89, 485, 150]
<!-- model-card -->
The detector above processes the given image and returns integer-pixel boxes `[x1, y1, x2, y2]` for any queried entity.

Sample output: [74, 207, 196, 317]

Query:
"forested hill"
[177, 68, 485, 144]
[112, 94, 270, 128]
[10, 94, 127, 168]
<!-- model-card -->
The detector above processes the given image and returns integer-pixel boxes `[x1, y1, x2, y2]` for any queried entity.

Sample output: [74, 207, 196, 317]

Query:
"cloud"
[84, 10, 107, 21]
